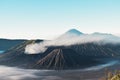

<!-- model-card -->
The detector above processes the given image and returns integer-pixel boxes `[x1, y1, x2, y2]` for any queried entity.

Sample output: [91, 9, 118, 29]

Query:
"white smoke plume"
[25, 33, 120, 54]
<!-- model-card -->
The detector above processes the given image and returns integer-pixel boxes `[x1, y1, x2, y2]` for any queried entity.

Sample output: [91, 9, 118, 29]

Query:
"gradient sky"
[0, 0, 120, 39]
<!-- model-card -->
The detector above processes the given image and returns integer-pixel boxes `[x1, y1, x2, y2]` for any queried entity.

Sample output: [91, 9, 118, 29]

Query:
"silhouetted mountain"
[0, 39, 26, 50]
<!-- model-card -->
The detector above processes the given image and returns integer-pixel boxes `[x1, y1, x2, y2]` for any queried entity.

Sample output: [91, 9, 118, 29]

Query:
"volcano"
[0, 29, 120, 70]
[32, 48, 99, 70]
[65, 29, 83, 35]
[57, 29, 83, 39]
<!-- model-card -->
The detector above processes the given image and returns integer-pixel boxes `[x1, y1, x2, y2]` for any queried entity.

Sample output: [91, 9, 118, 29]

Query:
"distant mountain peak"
[92, 32, 112, 35]
[65, 29, 83, 35]
[57, 29, 83, 39]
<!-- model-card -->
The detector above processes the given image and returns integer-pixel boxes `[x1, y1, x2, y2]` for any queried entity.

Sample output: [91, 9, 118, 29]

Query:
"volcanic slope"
[32, 48, 99, 70]
[0, 40, 44, 67]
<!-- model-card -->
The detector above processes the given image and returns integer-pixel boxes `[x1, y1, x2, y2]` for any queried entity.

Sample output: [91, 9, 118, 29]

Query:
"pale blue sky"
[0, 0, 120, 39]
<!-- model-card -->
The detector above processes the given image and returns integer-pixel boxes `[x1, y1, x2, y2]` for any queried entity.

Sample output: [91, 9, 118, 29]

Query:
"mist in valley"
[0, 59, 119, 80]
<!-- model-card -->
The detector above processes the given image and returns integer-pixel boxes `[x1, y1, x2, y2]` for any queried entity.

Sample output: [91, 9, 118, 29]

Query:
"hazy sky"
[0, 0, 120, 39]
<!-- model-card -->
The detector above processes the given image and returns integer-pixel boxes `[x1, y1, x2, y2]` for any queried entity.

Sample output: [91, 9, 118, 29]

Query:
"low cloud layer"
[0, 66, 39, 80]
[25, 33, 120, 54]
[0, 65, 62, 80]
[0, 60, 117, 80]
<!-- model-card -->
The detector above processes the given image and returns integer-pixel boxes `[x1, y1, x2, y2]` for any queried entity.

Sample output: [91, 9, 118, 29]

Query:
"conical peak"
[65, 29, 83, 35]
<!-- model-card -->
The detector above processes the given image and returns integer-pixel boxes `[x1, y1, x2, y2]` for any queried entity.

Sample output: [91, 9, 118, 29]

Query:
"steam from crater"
[25, 32, 120, 54]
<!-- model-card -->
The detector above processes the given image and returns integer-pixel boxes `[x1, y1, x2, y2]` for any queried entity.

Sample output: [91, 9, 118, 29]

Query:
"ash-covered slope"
[32, 48, 98, 70]
[71, 43, 120, 57]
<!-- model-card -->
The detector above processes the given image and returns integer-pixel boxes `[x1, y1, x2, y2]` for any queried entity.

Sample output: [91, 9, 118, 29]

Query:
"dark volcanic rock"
[71, 43, 120, 57]
[32, 48, 98, 70]
[0, 39, 120, 70]
[0, 40, 43, 67]
[0, 39, 26, 50]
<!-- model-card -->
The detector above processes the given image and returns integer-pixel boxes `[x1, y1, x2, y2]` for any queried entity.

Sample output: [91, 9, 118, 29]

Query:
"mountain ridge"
[0, 29, 120, 70]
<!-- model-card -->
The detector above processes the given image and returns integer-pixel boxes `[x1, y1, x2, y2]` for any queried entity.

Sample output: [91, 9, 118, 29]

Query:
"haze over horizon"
[0, 0, 120, 39]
